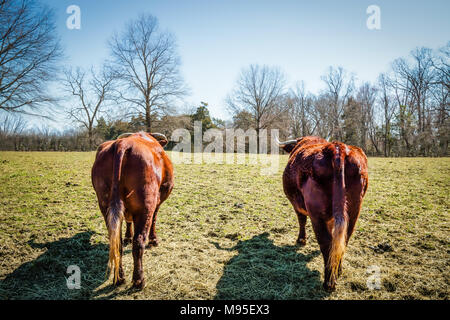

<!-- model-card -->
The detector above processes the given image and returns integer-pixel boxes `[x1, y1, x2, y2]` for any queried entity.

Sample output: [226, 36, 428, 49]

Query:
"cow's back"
[91, 133, 174, 216]
[283, 138, 331, 192]
[283, 138, 368, 212]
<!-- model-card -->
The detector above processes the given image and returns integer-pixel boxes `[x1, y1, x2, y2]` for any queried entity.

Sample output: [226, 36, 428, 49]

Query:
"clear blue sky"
[41, 0, 449, 130]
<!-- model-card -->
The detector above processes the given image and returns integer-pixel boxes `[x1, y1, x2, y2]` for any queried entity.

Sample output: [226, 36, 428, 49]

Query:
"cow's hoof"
[132, 279, 145, 290]
[323, 281, 336, 292]
[123, 238, 132, 246]
[338, 265, 343, 277]
[115, 277, 126, 286]
[147, 238, 159, 248]
[296, 238, 307, 246]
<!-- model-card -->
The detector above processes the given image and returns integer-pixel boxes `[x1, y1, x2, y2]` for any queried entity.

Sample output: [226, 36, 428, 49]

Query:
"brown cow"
[91, 131, 174, 289]
[278, 136, 368, 291]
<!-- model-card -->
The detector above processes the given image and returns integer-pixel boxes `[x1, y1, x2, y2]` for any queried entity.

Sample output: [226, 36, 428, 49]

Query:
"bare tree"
[392, 47, 437, 154]
[109, 14, 187, 131]
[287, 81, 317, 137]
[0, 112, 26, 149]
[356, 82, 378, 151]
[307, 94, 330, 139]
[431, 42, 450, 91]
[0, 112, 25, 133]
[378, 73, 397, 156]
[320, 66, 354, 140]
[430, 43, 449, 155]
[389, 67, 414, 154]
[0, 0, 62, 114]
[227, 64, 287, 148]
[62, 67, 116, 149]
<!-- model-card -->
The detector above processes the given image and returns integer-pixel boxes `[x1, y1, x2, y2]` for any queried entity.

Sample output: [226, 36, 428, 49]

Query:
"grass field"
[0, 151, 449, 300]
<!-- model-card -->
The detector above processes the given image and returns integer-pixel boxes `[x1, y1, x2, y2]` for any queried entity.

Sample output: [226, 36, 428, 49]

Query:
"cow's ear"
[158, 139, 168, 147]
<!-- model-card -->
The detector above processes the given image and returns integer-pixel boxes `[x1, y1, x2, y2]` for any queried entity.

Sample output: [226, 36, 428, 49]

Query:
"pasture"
[0, 151, 448, 300]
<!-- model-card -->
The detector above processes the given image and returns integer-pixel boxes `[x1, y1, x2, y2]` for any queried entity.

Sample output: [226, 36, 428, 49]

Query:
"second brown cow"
[278, 136, 368, 291]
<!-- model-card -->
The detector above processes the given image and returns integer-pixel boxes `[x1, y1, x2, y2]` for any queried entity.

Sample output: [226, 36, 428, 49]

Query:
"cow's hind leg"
[131, 195, 158, 289]
[131, 213, 151, 289]
[295, 210, 308, 246]
[147, 205, 160, 248]
[124, 222, 134, 246]
[117, 224, 126, 285]
[310, 217, 335, 291]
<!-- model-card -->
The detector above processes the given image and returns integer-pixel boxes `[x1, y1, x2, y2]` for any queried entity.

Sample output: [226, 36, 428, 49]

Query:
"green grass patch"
[0, 152, 448, 299]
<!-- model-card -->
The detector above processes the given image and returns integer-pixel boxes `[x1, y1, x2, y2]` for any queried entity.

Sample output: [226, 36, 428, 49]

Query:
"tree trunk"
[145, 105, 152, 132]
[89, 132, 93, 150]
[256, 125, 260, 154]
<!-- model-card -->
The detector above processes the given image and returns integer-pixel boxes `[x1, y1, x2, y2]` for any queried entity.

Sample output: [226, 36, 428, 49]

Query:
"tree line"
[0, 0, 448, 156]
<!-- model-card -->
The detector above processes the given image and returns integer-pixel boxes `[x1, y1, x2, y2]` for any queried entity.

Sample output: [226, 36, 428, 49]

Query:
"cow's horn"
[150, 133, 168, 141]
[117, 132, 134, 139]
[275, 135, 298, 145]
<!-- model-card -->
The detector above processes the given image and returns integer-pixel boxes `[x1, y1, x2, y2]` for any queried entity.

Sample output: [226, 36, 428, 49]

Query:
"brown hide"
[91, 131, 174, 289]
[281, 136, 369, 291]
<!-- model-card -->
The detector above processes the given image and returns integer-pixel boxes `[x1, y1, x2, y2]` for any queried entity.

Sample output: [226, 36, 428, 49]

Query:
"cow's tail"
[106, 143, 127, 284]
[328, 143, 348, 287]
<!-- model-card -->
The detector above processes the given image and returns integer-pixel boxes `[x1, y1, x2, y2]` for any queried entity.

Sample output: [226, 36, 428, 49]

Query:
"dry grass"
[0, 152, 448, 300]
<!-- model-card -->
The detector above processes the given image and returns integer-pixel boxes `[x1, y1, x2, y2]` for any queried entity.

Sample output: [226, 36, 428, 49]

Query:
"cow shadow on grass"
[0, 231, 111, 300]
[213, 232, 329, 299]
